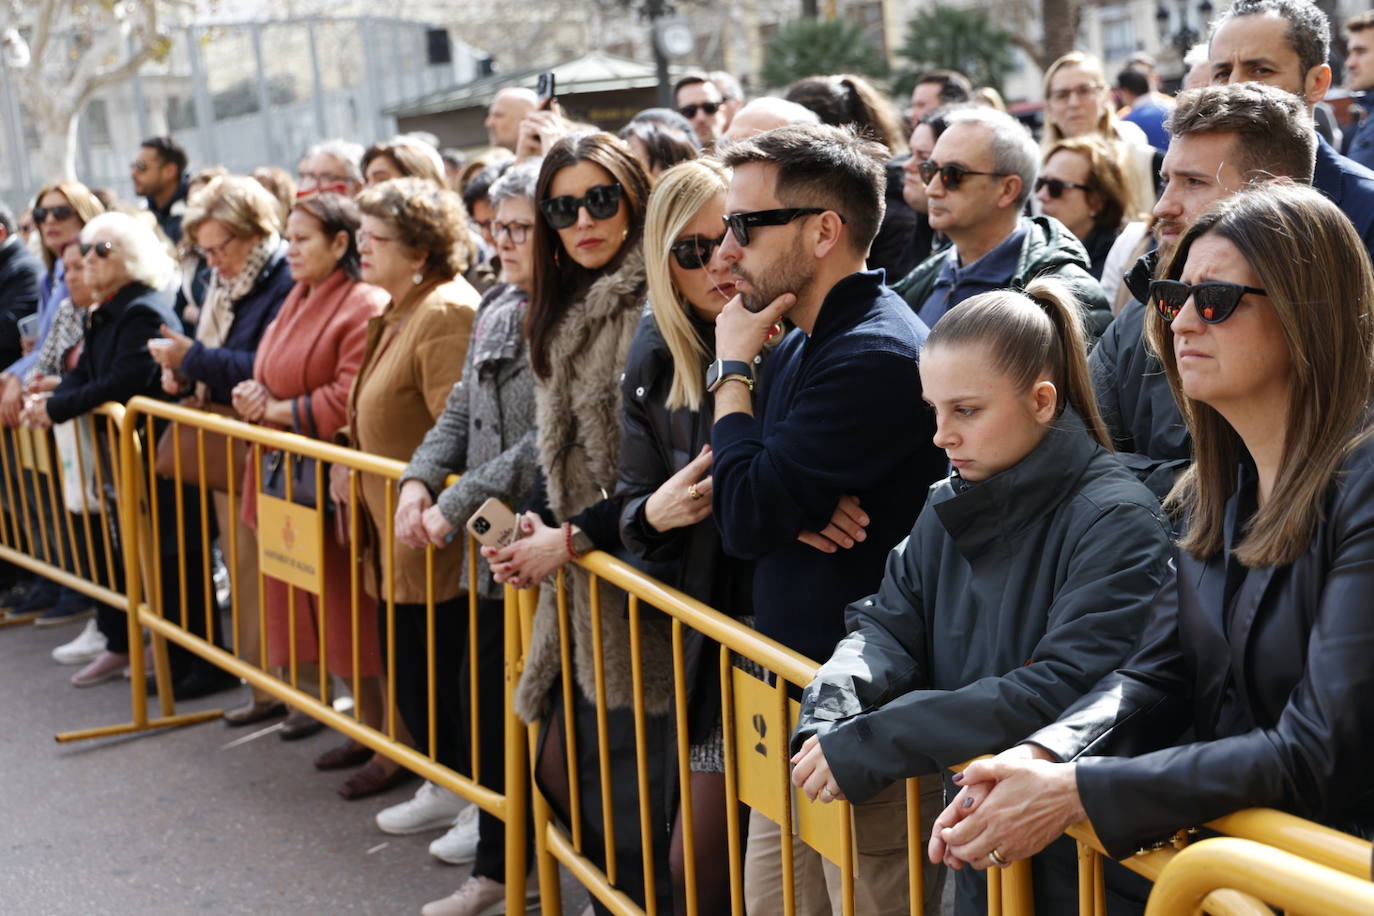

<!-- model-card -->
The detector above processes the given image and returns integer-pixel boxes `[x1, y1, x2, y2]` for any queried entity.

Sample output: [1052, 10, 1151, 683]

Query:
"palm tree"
[761, 18, 889, 90]
[895, 5, 1017, 96]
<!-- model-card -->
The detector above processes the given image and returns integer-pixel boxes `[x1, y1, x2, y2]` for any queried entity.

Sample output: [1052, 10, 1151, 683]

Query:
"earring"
[412, 271, 424, 285]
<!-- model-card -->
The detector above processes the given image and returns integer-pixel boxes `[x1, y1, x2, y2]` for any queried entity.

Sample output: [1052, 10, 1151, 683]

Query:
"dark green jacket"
[891, 215, 1113, 340]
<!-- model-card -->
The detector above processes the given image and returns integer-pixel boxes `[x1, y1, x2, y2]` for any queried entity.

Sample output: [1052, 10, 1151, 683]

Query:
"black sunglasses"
[1035, 176, 1094, 198]
[1149, 279, 1268, 323]
[918, 160, 1011, 191]
[33, 205, 76, 224]
[722, 208, 842, 247]
[539, 183, 623, 230]
[79, 240, 114, 259]
[669, 234, 726, 270]
[678, 102, 720, 119]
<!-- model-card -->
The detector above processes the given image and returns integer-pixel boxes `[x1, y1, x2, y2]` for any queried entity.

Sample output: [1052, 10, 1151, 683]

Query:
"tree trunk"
[27, 95, 79, 182]
[801, 0, 819, 18]
[1037, 0, 1082, 70]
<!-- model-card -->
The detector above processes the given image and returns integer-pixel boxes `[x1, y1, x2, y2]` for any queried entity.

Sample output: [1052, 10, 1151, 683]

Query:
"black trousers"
[149, 476, 214, 681]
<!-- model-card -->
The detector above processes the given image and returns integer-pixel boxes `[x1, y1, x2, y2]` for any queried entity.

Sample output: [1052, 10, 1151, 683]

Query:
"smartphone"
[466, 497, 522, 549]
[536, 71, 556, 109]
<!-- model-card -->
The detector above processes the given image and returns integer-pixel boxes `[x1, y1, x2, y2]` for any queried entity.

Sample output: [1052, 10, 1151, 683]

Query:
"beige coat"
[348, 276, 478, 603]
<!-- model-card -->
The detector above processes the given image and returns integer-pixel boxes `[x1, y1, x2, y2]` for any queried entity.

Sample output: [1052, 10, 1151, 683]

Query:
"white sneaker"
[429, 802, 480, 865]
[375, 780, 466, 835]
[52, 619, 106, 665]
[420, 875, 505, 916]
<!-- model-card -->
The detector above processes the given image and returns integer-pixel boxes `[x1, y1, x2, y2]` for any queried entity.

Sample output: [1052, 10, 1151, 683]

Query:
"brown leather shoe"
[223, 697, 287, 726]
[337, 760, 415, 800]
[313, 739, 371, 771]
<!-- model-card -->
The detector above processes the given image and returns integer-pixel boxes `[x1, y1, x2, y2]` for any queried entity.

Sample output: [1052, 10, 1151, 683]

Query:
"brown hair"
[289, 192, 362, 281]
[1167, 83, 1316, 184]
[924, 276, 1111, 449]
[1344, 9, 1374, 35]
[1042, 52, 1115, 144]
[1043, 135, 1141, 229]
[31, 181, 105, 271]
[355, 176, 472, 280]
[361, 139, 446, 188]
[784, 74, 909, 154]
[527, 131, 651, 379]
[251, 165, 296, 228]
[1147, 183, 1374, 567]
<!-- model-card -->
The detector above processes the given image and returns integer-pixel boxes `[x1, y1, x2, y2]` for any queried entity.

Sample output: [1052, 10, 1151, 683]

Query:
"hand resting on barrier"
[20, 392, 52, 429]
[420, 505, 456, 548]
[328, 462, 352, 508]
[394, 480, 435, 550]
[483, 512, 567, 588]
[797, 493, 869, 554]
[25, 374, 59, 395]
[929, 744, 1084, 871]
[0, 374, 22, 426]
[790, 733, 847, 804]
[231, 379, 270, 422]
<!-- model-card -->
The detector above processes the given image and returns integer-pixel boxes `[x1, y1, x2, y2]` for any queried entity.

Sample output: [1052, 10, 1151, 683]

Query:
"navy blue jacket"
[180, 245, 292, 405]
[0, 237, 42, 370]
[1314, 134, 1374, 263]
[48, 283, 182, 424]
[711, 270, 948, 664]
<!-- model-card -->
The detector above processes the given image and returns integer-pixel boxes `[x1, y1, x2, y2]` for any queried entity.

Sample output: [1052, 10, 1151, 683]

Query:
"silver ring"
[988, 848, 1008, 868]
[688, 483, 701, 501]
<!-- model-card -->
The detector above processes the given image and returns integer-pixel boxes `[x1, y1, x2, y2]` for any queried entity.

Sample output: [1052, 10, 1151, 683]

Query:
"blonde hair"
[31, 180, 105, 272]
[1044, 135, 1143, 228]
[1043, 52, 1116, 145]
[643, 158, 731, 411]
[1148, 184, 1374, 567]
[182, 174, 281, 242]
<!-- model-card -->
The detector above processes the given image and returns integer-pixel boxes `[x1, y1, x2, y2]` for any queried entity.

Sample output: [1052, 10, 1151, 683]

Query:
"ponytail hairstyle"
[924, 277, 1110, 449]
[783, 74, 909, 155]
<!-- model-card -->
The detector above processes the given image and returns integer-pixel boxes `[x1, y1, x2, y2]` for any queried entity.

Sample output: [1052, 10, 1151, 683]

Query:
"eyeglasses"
[79, 240, 114, 259]
[678, 102, 720, 119]
[131, 160, 150, 173]
[195, 235, 237, 260]
[1049, 83, 1105, 104]
[32, 205, 76, 224]
[1035, 176, 1094, 198]
[722, 208, 841, 247]
[669, 234, 726, 270]
[918, 161, 1011, 191]
[299, 171, 351, 188]
[357, 229, 401, 247]
[492, 220, 533, 244]
[1149, 279, 1268, 323]
[539, 183, 623, 230]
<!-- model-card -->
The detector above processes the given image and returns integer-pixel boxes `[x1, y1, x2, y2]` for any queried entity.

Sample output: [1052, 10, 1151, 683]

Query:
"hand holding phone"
[466, 497, 523, 549]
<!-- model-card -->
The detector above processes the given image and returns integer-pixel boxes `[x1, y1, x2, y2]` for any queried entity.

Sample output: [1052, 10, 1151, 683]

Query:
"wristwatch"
[705, 358, 755, 393]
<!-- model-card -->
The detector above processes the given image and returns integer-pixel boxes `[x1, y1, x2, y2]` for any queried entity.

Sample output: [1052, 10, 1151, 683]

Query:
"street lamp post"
[1157, 0, 1214, 56]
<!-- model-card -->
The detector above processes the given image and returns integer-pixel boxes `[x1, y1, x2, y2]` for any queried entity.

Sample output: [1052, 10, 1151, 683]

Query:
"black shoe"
[172, 667, 240, 701]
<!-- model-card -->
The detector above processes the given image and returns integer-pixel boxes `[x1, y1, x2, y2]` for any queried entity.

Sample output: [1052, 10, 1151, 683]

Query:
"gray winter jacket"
[793, 409, 1171, 803]
[400, 283, 538, 599]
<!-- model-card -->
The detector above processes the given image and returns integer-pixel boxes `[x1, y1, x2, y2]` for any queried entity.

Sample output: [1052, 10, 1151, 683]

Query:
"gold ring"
[821, 787, 833, 802]
[688, 483, 701, 500]
[988, 848, 1008, 868]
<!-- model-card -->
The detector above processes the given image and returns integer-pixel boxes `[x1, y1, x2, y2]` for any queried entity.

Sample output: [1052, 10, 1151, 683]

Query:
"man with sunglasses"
[674, 72, 727, 148]
[131, 135, 189, 244]
[891, 106, 1111, 339]
[710, 123, 949, 916]
[1090, 82, 1315, 498]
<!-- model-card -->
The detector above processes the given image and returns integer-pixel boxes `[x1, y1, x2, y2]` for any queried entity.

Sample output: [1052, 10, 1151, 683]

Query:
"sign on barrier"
[256, 493, 325, 596]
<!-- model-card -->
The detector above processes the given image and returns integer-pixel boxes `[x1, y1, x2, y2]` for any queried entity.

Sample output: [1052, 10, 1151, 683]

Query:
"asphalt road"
[0, 617, 576, 915]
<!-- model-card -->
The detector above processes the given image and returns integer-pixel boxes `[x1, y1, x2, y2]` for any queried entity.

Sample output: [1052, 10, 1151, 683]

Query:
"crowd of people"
[3, 0, 1374, 913]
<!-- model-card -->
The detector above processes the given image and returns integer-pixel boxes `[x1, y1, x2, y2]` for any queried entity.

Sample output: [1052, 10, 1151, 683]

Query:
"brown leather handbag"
[153, 402, 248, 492]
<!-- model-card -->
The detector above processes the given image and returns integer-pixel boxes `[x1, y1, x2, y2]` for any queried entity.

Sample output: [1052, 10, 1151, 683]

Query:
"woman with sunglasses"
[791, 273, 1170, 914]
[482, 132, 666, 912]
[929, 184, 1374, 891]
[0, 181, 104, 626]
[612, 158, 767, 914]
[1035, 135, 1145, 283]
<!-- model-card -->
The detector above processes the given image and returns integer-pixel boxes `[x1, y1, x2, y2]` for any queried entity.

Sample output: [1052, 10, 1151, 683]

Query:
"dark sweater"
[0, 238, 42, 370]
[711, 269, 948, 664]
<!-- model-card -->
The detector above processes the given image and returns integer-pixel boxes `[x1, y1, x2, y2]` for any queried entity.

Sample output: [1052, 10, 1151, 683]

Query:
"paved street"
[0, 617, 574, 915]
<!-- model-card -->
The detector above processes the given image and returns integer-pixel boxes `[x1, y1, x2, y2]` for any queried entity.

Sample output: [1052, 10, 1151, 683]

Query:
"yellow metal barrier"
[51, 396, 530, 915]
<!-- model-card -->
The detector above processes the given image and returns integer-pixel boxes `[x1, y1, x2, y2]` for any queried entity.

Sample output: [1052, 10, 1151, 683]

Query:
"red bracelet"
[563, 522, 582, 559]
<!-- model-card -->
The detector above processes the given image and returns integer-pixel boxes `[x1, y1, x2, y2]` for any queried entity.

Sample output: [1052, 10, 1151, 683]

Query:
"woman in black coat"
[931, 185, 1374, 883]
[789, 275, 1171, 914]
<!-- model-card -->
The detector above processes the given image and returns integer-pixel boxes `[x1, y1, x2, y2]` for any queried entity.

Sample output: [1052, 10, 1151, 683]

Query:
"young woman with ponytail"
[791, 277, 1173, 915]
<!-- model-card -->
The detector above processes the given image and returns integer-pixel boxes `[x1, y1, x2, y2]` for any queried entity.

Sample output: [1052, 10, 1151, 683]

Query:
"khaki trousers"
[744, 778, 947, 916]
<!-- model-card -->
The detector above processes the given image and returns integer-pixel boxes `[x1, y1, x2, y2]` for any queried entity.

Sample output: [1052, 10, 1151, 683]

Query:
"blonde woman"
[614, 158, 765, 915]
[1042, 52, 1158, 213]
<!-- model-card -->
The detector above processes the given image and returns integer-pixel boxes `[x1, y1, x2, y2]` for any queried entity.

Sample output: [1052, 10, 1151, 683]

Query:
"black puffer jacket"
[0, 238, 42, 370]
[793, 409, 1170, 799]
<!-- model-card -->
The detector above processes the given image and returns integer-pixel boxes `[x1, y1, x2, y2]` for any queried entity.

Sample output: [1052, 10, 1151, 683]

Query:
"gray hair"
[304, 138, 365, 183]
[488, 158, 542, 207]
[81, 211, 176, 291]
[942, 106, 1040, 206]
[1184, 41, 1211, 69]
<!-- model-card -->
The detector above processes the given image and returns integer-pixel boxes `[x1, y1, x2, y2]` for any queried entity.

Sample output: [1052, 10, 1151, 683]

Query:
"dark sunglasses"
[1035, 176, 1093, 198]
[918, 160, 1010, 191]
[33, 205, 76, 224]
[539, 183, 623, 230]
[678, 102, 720, 119]
[1149, 279, 1268, 323]
[722, 208, 841, 247]
[79, 240, 114, 259]
[669, 234, 726, 270]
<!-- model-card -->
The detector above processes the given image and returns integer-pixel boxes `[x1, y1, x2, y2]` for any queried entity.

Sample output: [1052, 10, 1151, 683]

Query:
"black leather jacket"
[1030, 437, 1374, 859]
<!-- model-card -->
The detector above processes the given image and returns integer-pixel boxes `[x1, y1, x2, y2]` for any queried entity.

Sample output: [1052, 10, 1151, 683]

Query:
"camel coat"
[347, 276, 478, 604]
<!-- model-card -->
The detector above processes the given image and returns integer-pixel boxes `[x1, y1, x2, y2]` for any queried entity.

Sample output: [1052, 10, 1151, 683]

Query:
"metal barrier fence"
[7, 397, 1372, 916]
